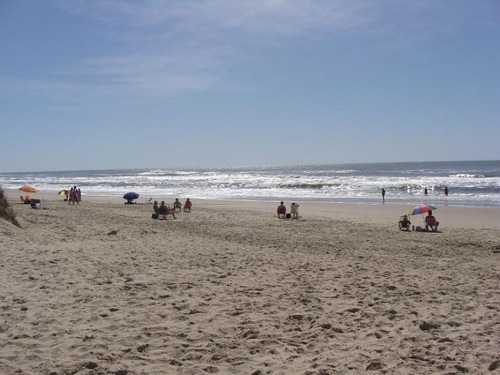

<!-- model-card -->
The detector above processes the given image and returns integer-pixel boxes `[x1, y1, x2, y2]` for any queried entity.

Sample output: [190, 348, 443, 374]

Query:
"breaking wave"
[1, 161, 499, 208]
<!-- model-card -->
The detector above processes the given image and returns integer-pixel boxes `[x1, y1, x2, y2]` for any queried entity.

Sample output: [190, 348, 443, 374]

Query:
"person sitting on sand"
[399, 214, 411, 230]
[184, 198, 192, 212]
[290, 202, 299, 219]
[425, 211, 439, 231]
[159, 201, 176, 219]
[173, 198, 182, 212]
[152, 201, 159, 219]
[277, 201, 286, 218]
[158, 201, 167, 219]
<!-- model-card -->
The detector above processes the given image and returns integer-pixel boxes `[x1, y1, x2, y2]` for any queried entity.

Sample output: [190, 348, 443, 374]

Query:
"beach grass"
[0, 186, 20, 227]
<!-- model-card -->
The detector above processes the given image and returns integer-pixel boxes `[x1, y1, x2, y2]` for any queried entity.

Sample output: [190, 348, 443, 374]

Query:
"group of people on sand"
[277, 201, 299, 219]
[400, 211, 440, 232]
[152, 198, 192, 220]
[149, 196, 440, 232]
[68, 186, 81, 205]
[277, 199, 440, 232]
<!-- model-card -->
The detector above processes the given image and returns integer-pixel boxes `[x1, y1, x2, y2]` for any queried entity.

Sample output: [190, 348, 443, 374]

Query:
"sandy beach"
[1, 190, 499, 375]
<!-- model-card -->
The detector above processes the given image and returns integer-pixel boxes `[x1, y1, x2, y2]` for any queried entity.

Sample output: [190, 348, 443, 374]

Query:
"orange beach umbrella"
[19, 185, 38, 193]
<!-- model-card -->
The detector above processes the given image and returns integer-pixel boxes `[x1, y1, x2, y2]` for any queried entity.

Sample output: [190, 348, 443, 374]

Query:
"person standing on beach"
[444, 186, 449, 196]
[68, 187, 74, 205]
[69, 186, 79, 205]
[74, 186, 79, 205]
[424, 187, 428, 195]
[77, 188, 81, 203]
[381, 188, 386, 204]
[152, 201, 159, 219]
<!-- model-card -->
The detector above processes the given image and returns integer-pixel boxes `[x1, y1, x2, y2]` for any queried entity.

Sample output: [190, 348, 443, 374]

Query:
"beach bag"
[152, 213, 158, 219]
[30, 199, 41, 209]
[286, 213, 291, 219]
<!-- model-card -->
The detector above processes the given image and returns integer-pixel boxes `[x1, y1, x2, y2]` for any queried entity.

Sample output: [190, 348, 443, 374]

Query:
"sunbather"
[159, 201, 176, 219]
[425, 211, 439, 231]
[184, 198, 192, 212]
[158, 201, 167, 219]
[173, 198, 182, 212]
[277, 201, 286, 218]
[152, 201, 159, 219]
[398, 215, 411, 230]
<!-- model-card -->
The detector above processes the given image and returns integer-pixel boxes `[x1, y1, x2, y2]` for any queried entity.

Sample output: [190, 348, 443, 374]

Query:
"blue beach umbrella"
[123, 192, 140, 201]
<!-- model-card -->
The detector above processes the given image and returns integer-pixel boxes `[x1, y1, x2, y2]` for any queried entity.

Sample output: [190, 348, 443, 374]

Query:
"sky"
[0, 0, 499, 172]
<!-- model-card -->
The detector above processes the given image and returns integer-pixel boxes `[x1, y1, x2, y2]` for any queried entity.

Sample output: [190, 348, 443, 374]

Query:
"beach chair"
[277, 205, 286, 218]
[158, 206, 167, 220]
[173, 201, 182, 212]
[398, 215, 411, 231]
[158, 206, 176, 220]
[166, 208, 177, 219]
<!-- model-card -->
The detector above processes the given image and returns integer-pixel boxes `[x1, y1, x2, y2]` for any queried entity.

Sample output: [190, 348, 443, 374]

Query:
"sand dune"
[1, 193, 499, 374]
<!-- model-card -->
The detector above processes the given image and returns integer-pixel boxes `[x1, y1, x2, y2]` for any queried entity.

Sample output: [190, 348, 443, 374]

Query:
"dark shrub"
[0, 186, 20, 227]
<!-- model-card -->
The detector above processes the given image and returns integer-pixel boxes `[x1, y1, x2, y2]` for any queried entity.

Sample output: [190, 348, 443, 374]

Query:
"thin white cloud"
[79, 48, 229, 77]
[67, 47, 235, 94]
[8, 0, 489, 102]
[56, 0, 381, 38]
[39, 0, 384, 98]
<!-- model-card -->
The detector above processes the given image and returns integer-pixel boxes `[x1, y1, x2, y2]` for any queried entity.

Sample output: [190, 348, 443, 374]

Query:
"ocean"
[1, 160, 499, 208]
